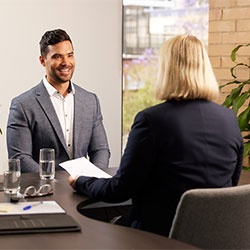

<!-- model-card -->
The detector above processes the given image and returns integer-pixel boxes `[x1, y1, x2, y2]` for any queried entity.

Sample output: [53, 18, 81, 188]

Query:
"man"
[7, 29, 110, 173]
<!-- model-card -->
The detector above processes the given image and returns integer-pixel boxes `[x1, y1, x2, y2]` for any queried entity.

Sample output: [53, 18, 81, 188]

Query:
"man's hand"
[68, 175, 79, 190]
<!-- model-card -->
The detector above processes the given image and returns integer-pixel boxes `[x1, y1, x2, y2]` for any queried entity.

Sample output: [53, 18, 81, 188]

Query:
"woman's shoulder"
[199, 100, 236, 115]
[141, 99, 236, 120]
[142, 101, 168, 113]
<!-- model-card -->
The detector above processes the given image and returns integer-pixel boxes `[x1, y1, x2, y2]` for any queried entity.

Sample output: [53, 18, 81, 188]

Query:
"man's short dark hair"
[40, 29, 73, 57]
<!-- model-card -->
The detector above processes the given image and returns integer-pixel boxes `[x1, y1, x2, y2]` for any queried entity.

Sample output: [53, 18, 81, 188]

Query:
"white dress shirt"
[43, 76, 75, 159]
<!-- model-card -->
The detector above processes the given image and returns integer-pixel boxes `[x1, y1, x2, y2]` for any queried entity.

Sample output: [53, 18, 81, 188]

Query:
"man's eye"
[53, 55, 61, 59]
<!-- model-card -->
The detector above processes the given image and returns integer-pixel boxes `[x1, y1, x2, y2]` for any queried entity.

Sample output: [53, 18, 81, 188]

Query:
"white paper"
[0, 201, 65, 215]
[59, 157, 111, 179]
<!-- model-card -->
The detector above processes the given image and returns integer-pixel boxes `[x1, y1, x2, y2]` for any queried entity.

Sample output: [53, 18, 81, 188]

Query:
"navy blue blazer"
[75, 99, 244, 236]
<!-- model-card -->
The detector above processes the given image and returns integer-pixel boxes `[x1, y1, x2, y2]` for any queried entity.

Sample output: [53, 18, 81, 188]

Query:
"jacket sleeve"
[75, 110, 156, 203]
[228, 109, 244, 186]
[7, 98, 40, 173]
[232, 137, 244, 186]
[87, 94, 110, 169]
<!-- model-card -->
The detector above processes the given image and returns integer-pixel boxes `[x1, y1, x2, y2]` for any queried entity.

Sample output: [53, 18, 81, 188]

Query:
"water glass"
[3, 159, 21, 194]
[39, 148, 55, 180]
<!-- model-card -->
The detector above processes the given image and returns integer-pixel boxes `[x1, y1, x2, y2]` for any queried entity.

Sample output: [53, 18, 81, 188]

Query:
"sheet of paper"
[0, 204, 15, 213]
[59, 157, 111, 179]
[0, 201, 65, 215]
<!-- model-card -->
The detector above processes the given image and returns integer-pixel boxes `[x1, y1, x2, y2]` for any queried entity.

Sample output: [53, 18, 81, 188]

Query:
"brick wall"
[209, 0, 250, 105]
[208, 0, 250, 166]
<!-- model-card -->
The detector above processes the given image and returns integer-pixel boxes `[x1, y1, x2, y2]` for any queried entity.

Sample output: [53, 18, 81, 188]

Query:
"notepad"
[0, 214, 81, 234]
[0, 201, 65, 215]
[0, 204, 15, 213]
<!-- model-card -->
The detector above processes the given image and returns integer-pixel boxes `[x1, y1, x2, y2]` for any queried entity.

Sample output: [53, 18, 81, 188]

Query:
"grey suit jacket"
[7, 81, 110, 173]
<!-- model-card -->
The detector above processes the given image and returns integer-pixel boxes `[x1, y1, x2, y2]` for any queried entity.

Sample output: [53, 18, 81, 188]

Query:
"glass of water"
[39, 148, 55, 180]
[3, 158, 21, 194]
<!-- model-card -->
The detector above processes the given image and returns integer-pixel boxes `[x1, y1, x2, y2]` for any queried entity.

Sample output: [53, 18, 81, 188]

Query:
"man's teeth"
[59, 68, 70, 72]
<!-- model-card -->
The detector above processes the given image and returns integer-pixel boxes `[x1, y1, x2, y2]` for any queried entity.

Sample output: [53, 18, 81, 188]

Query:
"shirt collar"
[43, 76, 75, 96]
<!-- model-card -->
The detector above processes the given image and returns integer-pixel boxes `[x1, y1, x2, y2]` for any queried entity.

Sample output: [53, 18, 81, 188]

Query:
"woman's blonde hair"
[156, 35, 219, 101]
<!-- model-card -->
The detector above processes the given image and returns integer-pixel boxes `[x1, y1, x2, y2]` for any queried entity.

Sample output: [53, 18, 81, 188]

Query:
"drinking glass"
[39, 148, 55, 180]
[3, 159, 21, 194]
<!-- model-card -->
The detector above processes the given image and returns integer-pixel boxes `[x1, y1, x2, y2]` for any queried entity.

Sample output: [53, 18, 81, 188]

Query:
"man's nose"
[61, 56, 69, 65]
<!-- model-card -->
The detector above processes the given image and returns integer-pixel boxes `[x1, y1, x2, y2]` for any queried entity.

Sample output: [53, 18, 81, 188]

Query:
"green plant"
[220, 43, 250, 167]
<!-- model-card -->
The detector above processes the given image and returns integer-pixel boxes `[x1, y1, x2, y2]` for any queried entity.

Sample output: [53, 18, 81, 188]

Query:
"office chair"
[169, 185, 250, 249]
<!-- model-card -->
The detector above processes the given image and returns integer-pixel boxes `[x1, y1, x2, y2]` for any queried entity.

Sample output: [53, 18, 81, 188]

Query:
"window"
[122, 0, 209, 149]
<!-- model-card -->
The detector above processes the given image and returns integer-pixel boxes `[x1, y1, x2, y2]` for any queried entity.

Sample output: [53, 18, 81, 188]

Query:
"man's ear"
[39, 56, 46, 67]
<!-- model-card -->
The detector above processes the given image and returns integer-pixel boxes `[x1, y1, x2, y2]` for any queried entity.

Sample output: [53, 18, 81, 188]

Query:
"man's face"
[40, 40, 75, 86]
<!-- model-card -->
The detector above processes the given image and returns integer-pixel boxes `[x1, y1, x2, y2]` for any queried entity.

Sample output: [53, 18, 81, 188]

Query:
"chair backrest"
[169, 185, 250, 249]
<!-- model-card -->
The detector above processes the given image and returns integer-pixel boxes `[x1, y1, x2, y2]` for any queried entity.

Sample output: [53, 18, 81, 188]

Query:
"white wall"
[0, 0, 122, 172]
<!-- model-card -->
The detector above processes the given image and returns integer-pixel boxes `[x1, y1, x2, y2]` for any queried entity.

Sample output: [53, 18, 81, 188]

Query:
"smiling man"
[7, 29, 110, 173]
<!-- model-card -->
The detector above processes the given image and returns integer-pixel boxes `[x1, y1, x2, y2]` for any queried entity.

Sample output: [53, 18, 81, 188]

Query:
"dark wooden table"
[0, 170, 198, 249]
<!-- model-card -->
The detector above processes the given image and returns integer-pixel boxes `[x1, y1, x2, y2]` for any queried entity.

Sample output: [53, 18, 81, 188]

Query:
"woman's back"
[146, 99, 243, 189]
[130, 99, 243, 236]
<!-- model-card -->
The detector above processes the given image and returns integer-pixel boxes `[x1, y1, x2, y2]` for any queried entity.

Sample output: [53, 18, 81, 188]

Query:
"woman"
[68, 35, 244, 237]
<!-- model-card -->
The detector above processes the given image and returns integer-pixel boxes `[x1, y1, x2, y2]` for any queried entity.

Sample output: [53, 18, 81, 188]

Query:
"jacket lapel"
[35, 81, 69, 157]
[73, 88, 83, 157]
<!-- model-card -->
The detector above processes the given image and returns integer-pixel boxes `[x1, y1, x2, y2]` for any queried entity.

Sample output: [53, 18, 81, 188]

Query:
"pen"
[23, 201, 43, 211]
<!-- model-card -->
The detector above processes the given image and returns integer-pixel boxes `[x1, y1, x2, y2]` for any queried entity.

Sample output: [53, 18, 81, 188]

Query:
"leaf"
[232, 92, 249, 115]
[231, 63, 247, 78]
[244, 141, 250, 157]
[244, 124, 250, 132]
[231, 45, 244, 62]
[238, 106, 250, 131]
[222, 85, 243, 107]
[242, 166, 250, 171]
[244, 134, 250, 139]
[231, 43, 250, 62]
[231, 63, 250, 79]
[219, 80, 241, 90]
